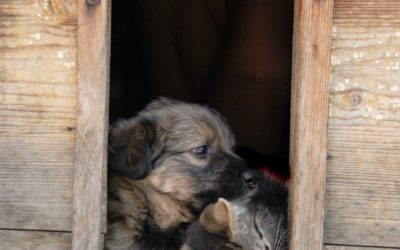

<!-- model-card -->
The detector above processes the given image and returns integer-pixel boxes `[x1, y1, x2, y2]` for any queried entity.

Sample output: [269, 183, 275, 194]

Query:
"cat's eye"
[192, 145, 208, 156]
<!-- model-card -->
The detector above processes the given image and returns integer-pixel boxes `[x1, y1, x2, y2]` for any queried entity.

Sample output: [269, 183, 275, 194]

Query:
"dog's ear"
[199, 198, 234, 240]
[108, 119, 157, 179]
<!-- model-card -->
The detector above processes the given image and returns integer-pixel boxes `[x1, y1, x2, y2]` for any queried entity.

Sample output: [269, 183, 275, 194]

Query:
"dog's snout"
[242, 170, 258, 190]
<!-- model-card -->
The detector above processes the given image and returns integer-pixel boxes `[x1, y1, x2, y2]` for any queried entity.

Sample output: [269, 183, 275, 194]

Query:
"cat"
[182, 172, 288, 250]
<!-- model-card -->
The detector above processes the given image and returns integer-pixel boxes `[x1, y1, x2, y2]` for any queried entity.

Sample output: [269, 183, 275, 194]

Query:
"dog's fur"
[106, 98, 253, 249]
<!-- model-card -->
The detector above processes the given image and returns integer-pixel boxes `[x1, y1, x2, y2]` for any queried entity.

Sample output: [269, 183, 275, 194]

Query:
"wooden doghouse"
[0, 0, 399, 250]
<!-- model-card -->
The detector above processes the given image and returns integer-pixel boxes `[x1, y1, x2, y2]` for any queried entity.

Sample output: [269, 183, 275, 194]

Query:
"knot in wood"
[350, 93, 362, 107]
[86, 0, 100, 6]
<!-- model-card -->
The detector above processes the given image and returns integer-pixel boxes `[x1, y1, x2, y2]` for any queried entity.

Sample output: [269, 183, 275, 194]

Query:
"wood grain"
[0, 229, 71, 250]
[289, 0, 333, 249]
[72, 0, 111, 249]
[324, 245, 396, 250]
[0, 0, 77, 231]
[325, 0, 400, 248]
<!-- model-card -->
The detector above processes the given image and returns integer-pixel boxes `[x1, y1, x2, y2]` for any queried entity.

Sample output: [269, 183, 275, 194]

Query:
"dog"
[106, 98, 257, 249]
[182, 173, 288, 250]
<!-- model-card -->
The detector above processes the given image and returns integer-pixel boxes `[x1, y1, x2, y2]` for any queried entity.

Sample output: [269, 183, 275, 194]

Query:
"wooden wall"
[325, 0, 400, 249]
[0, 0, 109, 249]
[0, 0, 77, 247]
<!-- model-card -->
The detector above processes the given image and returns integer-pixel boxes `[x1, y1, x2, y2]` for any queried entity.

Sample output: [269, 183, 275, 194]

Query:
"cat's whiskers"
[274, 217, 282, 250]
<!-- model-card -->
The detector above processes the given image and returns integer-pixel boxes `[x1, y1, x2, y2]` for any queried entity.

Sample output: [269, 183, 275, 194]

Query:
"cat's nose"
[242, 170, 258, 190]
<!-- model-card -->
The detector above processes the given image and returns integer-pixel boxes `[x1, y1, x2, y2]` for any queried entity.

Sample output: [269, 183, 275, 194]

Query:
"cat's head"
[183, 174, 288, 250]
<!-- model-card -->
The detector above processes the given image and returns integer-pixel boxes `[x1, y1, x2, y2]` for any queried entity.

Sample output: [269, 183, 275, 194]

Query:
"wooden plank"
[0, 0, 77, 231]
[72, 0, 111, 249]
[324, 245, 395, 250]
[0, 229, 71, 250]
[325, 1, 400, 248]
[289, 0, 333, 249]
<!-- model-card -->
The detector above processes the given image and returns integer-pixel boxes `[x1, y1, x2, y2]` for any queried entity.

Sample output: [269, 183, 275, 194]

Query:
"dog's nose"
[242, 170, 257, 190]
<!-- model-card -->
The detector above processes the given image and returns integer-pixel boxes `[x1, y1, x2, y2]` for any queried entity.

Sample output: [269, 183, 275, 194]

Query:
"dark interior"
[110, 0, 293, 179]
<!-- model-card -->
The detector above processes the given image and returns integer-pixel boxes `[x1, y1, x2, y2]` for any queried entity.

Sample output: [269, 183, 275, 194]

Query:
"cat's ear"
[199, 198, 234, 240]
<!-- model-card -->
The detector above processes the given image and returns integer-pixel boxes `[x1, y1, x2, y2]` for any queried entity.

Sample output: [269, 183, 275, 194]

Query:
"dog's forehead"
[169, 108, 234, 147]
[145, 102, 235, 148]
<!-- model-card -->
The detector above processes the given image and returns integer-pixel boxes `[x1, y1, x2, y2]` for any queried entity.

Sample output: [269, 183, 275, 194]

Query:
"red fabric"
[260, 165, 290, 185]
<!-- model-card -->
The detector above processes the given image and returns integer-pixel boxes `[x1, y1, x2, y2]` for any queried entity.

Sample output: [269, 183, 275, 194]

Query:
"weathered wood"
[0, 0, 77, 231]
[72, 0, 111, 249]
[289, 0, 333, 249]
[325, 0, 400, 248]
[324, 245, 395, 250]
[0, 229, 71, 250]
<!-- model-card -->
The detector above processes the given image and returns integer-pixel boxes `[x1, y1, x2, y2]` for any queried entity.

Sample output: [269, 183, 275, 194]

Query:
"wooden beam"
[289, 0, 333, 249]
[0, 229, 71, 250]
[72, 0, 111, 249]
[325, 0, 400, 248]
[324, 245, 396, 250]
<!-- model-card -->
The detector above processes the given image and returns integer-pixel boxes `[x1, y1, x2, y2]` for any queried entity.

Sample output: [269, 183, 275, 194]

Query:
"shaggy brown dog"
[106, 98, 257, 250]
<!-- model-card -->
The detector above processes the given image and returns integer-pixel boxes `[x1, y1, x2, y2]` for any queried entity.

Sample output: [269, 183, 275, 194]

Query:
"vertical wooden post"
[289, 0, 333, 249]
[72, 0, 111, 249]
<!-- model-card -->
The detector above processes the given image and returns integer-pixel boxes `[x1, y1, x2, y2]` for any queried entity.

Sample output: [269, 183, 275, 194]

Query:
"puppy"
[106, 98, 256, 249]
[182, 173, 288, 250]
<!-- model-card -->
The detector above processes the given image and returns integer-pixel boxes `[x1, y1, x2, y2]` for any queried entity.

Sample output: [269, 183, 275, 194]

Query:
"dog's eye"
[192, 145, 208, 156]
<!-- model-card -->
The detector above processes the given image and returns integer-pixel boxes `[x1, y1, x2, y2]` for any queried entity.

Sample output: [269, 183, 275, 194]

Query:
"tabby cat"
[182, 173, 288, 250]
